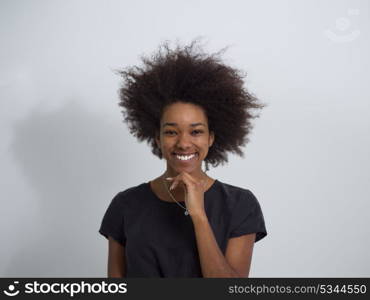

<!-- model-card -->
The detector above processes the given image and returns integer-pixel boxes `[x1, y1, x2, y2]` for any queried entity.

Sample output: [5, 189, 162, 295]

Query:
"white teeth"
[175, 153, 196, 161]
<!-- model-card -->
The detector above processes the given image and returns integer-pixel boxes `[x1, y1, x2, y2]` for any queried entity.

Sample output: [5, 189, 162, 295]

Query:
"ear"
[209, 131, 215, 147]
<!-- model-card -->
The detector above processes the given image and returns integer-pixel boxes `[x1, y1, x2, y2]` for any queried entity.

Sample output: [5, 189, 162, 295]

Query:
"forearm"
[191, 213, 239, 278]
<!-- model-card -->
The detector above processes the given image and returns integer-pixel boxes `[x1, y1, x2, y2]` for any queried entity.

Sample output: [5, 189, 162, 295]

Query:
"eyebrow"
[162, 122, 206, 128]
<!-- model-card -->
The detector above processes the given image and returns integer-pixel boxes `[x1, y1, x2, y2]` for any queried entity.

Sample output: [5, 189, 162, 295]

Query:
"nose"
[176, 132, 192, 150]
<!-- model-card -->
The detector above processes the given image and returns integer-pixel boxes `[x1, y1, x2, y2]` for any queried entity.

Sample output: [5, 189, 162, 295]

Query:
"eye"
[191, 130, 203, 135]
[164, 130, 176, 135]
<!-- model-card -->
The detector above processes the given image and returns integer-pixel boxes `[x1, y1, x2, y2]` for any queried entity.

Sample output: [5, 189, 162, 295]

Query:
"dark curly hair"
[116, 39, 266, 172]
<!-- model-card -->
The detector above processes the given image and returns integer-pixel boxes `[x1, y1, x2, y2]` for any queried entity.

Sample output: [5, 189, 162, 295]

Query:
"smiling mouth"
[172, 152, 198, 162]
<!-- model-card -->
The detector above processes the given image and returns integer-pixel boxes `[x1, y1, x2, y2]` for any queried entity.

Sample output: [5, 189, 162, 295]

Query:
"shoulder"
[216, 180, 260, 210]
[110, 182, 148, 207]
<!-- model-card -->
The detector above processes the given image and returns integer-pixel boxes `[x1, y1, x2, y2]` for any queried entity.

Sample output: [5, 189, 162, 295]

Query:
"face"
[155, 102, 214, 176]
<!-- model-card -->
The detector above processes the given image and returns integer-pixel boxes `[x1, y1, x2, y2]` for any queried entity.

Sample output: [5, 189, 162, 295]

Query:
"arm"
[107, 236, 126, 277]
[191, 213, 255, 278]
[225, 233, 255, 277]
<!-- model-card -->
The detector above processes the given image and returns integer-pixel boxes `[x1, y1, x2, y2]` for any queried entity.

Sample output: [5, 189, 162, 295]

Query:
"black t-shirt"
[99, 179, 267, 277]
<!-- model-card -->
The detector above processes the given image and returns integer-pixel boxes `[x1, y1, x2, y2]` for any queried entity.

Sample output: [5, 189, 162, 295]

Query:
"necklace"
[162, 175, 208, 216]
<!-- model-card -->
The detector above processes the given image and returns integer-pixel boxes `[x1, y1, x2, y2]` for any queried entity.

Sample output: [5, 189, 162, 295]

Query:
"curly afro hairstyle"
[116, 39, 266, 172]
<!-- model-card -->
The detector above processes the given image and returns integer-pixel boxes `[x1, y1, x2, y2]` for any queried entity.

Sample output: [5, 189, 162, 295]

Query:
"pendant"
[184, 210, 189, 216]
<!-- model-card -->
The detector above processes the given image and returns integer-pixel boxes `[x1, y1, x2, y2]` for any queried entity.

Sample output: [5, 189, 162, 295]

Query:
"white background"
[1, 0, 369, 277]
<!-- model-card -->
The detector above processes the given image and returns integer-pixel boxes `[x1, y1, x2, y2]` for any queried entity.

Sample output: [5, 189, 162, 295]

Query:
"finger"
[170, 176, 187, 191]
[182, 172, 198, 184]
[169, 179, 179, 190]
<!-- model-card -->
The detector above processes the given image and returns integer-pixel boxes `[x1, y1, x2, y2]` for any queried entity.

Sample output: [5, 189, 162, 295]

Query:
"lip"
[172, 152, 199, 163]
[173, 152, 197, 155]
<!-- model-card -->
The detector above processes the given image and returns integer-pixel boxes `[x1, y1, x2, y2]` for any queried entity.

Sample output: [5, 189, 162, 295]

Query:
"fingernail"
[169, 184, 174, 190]
[165, 177, 173, 180]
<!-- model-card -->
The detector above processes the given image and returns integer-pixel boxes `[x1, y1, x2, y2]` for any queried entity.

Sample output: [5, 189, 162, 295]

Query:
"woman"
[99, 40, 268, 278]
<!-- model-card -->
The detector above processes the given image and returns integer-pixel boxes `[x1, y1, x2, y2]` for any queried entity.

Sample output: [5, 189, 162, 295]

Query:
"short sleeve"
[229, 189, 267, 243]
[98, 192, 126, 246]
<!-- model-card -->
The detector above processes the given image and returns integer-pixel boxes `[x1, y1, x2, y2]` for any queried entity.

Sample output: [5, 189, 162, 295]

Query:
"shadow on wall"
[4, 100, 134, 276]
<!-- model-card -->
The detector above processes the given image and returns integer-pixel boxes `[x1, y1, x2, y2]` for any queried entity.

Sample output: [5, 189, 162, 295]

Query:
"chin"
[174, 164, 202, 174]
